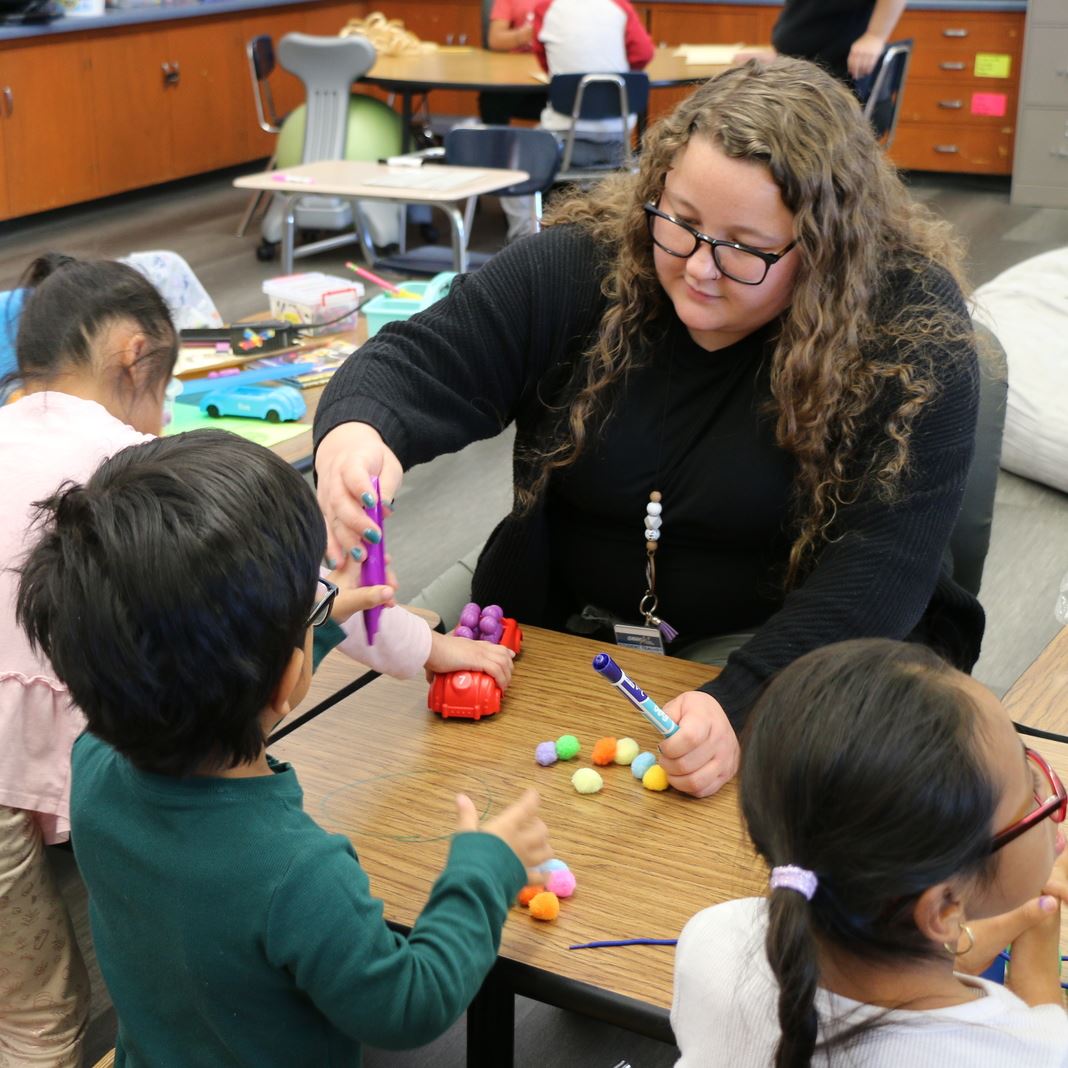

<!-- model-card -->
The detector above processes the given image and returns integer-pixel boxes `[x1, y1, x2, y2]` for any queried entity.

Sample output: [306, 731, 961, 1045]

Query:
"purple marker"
[361, 476, 386, 644]
[591, 652, 679, 738]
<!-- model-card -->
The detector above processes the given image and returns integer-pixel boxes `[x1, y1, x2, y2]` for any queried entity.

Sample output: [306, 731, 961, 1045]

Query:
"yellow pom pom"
[529, 891, 561, 921]
[571, 768, 604, 794]
[642, 764, 669, 791]
[614, 737, 640, 765]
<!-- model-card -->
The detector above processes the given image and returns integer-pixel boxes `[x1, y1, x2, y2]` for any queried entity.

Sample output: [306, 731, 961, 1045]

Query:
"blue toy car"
[199, 384, 306, 423]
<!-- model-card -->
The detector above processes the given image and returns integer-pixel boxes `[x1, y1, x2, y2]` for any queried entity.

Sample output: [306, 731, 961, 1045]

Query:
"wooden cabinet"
[888, 9, 1024, 175]
[0, 37, 100, 216]
[0, 118, 9, 220]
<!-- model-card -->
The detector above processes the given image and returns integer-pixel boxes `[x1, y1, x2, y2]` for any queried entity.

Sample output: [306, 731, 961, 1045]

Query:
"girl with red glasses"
[673, 638, 1068, 1068]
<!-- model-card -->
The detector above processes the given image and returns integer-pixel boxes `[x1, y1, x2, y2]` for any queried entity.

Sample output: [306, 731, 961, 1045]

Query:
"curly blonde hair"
[528, 57, 973, 585]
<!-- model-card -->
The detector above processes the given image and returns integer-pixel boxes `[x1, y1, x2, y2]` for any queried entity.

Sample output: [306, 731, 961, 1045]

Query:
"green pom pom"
[555, 734, 581, 760]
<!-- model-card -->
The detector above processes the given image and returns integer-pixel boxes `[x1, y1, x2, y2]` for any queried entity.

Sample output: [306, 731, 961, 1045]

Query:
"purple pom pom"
[482, 604, 504, 619]
[459, 604, 481, 629]
[478, 616, 498, 635]
[453, 625, 476, 640]
[535, 742, 558, 766]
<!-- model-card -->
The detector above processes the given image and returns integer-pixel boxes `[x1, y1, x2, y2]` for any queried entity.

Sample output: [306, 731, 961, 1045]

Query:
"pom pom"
[571, 768, 604, 794]
[555, 735, 580, 760]
[517, 885, 540, 907]
[482, 604, 504, 618]
[535, 741, 558, 766]
[545, 868, 577, 898]
[535, 858, 569, 873]
[478, 615, 499, 635]
[614, 737, 640, 765]
[529, 891, 560, 921]
[479, 628, 502, 643]
[459, 604, 481, 629]
[453, 625, 476, 640]
[591, 737, 617, 766]
[631, 751, 656, 780]
[642, 764, 669, 791]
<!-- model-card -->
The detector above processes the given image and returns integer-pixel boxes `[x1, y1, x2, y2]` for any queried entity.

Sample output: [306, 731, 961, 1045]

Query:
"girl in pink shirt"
[0, 254, 512, 1066]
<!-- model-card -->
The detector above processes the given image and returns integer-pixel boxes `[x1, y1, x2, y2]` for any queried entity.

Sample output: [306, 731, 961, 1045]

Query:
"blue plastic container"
[362, 272, 456, 337]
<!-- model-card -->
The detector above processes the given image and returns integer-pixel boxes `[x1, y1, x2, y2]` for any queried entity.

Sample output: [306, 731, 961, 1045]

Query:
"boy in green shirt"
[16, 429, 551, 1067]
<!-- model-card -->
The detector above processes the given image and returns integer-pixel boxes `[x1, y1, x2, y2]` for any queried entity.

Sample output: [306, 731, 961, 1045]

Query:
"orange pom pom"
[516, 885, 540, 907]
[591, 736, 618, 766]
[528, 891, 561, 921]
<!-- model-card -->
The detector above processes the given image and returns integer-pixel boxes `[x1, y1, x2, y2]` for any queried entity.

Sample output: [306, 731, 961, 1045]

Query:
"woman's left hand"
[657, 691, 740, 797]
[848, 32, 885, 79]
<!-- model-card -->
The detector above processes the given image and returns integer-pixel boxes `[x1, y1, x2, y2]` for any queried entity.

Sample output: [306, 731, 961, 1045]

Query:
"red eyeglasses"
[990, 748, 1067, 853]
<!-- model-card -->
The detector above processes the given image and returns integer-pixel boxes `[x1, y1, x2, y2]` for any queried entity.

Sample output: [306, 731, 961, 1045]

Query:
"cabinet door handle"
[458, 33, 467, 45]
[2, 86, 11, 117]
[942, 28, 968, 38]
[934, 144, 960, 154]
[162, 61, 180, 87]
[445, 33, 454, 44]
[940, 61, 966, 71]
[938, 100, 964, 109]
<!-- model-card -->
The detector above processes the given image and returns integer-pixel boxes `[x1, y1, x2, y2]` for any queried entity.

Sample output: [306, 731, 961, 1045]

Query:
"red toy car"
[428, 617, 523, 720]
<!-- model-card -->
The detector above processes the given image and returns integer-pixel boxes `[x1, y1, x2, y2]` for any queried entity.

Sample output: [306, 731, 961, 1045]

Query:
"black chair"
[547, 72, 650, 181]
[860, 39, 913, 150]
[237, 34, 288, 237]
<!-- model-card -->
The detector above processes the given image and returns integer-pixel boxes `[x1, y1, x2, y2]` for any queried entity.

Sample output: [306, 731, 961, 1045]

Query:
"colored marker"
[271, 174, 315, 184]
[344, 261, 421, 300]
[591, 652, 679, 738]
[361, 476, 386, 644]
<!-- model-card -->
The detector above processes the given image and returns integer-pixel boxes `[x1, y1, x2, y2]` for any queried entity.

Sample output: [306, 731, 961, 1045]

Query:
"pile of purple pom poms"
[454, 602, 505, 643]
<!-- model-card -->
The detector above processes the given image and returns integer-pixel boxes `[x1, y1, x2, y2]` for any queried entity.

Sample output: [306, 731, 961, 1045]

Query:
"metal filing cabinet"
[1011, 0, 1068, 207]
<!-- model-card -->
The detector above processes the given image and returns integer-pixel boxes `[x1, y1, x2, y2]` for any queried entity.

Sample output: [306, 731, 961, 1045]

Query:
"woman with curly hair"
[313, 57, 981, 798]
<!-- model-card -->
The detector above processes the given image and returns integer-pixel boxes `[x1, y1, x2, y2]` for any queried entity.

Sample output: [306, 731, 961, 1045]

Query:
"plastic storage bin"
[261, 273, 364, 336]
[362, 272, 456, 338]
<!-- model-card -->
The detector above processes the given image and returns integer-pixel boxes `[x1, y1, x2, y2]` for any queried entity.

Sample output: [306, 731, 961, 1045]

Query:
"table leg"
[440, 202, 468, 273]
[401, 90, 414, 153]
[466, 973, 514, 1068]
[282, 194, 296, 275]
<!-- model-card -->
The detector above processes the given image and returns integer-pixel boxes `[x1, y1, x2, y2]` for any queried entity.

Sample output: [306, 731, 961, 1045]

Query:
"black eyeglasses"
[644, 202, 797, 285]
[306, 577, 339, 629]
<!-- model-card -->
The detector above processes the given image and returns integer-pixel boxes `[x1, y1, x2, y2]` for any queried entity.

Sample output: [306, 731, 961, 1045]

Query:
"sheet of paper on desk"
[164, 403, 308, 448]
[364, 169, 490, 191]
[674, 44, 743, 65]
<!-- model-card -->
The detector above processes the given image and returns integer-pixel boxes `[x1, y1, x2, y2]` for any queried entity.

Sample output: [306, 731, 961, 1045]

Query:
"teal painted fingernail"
[350, 546, 364, 562]
[361, 491, 377, 508]
[325, 555, 337, 570]
[363, 528, 382, 544]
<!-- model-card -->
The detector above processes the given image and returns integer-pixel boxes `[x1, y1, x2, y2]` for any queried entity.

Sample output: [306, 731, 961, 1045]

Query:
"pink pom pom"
[453, 625, 476, 640]
[545, 869, 577, 898]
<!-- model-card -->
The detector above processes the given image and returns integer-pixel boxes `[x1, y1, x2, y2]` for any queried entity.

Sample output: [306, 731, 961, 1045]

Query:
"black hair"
[12, 252, 177, 391]
[15, 429, 325, 777]
[740, 639, 999, 1068]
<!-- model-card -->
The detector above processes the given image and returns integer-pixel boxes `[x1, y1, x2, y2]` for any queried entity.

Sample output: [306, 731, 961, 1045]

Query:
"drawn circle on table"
[317, 769, 494, 843]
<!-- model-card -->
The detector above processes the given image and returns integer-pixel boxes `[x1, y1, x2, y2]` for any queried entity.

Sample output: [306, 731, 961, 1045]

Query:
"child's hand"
[456, 789, 552, 874]
[956, 894, 1060, 976]
[1042, 835, 1068, 904]
[425, 631, 516, 689]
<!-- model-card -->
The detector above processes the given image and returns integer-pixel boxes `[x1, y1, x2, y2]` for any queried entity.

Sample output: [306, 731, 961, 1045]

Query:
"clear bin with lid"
[262, 272, 364, 336]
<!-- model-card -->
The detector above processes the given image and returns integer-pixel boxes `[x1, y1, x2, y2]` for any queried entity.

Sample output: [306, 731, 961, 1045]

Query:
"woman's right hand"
[316, 422, 404, 569]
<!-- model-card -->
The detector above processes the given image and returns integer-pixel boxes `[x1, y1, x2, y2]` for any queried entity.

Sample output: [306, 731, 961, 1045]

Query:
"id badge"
[613, 623, 665, 655]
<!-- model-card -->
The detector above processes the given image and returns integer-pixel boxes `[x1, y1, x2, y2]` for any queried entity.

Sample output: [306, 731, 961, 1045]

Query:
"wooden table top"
[234, 160, 529, 201]
[273, 625, 760, 1015]
[364, 45, 728, 93]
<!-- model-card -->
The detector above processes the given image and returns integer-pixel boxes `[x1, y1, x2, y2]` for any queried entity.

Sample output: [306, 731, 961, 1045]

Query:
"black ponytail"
[13, 253, 177, 388]
[741, 639, 999, 1065]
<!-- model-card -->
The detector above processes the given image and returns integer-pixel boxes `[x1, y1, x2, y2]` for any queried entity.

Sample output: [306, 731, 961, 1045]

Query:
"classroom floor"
[6, 163, 1068, 1067]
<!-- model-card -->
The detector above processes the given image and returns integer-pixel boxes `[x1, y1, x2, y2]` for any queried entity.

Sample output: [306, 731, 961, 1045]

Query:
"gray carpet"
[6, 164, 1068, 1066]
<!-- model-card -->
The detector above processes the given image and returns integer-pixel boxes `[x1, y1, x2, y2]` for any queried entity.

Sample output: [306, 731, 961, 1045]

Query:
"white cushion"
[973, 248, 1068, 493]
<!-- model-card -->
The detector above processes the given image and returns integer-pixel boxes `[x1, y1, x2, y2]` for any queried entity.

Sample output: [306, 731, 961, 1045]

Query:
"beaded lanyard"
[636, 355, 678, 644]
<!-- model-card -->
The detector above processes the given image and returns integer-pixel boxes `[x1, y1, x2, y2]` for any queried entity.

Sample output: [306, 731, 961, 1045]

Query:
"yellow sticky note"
[975, 53, 1012, 79]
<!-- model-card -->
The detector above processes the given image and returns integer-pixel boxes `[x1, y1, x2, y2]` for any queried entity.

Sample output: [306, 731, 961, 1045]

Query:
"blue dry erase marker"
[591, 652, 679, 738]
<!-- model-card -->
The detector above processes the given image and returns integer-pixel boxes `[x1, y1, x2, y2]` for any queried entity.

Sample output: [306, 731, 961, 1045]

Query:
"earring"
[943, 923, 975, 956]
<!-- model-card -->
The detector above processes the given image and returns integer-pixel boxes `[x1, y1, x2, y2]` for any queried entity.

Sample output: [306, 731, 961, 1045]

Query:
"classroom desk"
[272, 625, 763, 1066]
[364, 46, 730, 150]
[233, 160, 528, 275]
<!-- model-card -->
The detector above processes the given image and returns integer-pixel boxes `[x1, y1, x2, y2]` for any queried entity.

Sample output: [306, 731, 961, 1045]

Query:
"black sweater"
[772, 0, 876, 81]
[315, 226, 983, 730]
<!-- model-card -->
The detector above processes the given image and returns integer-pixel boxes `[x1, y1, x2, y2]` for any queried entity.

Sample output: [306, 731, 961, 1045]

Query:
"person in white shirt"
[673, 638, 1068, 1068]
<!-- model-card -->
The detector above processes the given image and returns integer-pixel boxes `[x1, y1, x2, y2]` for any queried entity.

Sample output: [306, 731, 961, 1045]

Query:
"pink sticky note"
[971, 92, 1007, 117]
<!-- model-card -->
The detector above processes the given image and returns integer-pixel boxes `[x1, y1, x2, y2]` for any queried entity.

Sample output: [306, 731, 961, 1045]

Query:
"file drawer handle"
[942, 28, 968, 38]
[940, 61, 966, 71]
[935, 145, 960, 154]
[938, 100, 964, 109]
[2, 87, 11, 118]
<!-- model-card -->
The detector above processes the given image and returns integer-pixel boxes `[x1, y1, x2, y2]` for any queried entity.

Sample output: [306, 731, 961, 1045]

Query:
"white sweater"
[673, 898, 1068, 1068]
